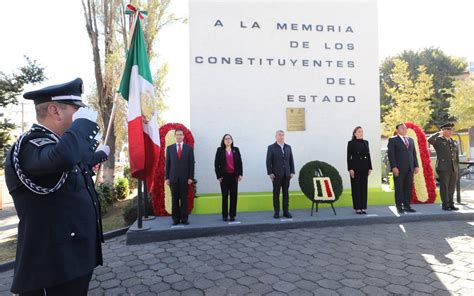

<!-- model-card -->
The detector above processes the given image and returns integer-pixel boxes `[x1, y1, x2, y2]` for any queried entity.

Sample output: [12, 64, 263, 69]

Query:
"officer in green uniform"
[4, 78, 109, 295]
[427, 123, 459, 211]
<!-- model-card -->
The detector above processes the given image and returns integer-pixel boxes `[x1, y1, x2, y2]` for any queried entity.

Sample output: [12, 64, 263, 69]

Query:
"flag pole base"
[129, 225, 150, 232]
[143, 216, 156, 221]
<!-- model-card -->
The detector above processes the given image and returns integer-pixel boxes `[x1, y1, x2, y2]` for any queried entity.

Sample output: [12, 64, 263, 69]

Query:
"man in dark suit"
[266, 130, 295, 218]
[427, 123, 459, 211]
[387, 123, 419, 214]
[166, 129, 195, 225]
[4, 78, 109, 295]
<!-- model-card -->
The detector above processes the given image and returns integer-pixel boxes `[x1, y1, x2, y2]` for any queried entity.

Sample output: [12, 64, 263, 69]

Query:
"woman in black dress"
[347, 126, 372, 214]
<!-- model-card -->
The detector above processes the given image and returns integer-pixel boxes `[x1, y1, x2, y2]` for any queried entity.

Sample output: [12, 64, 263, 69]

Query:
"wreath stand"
[311, 200, 337, 216]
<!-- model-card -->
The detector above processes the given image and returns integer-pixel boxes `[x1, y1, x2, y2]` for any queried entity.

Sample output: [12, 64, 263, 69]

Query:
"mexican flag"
[118, 16, 160, 192]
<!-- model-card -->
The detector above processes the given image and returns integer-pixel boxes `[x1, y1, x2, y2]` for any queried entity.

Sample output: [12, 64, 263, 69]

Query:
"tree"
[0, 57, 46, 107]
[82, 0, 182, 184]
[382, 59, 434, 136]
[380, 48, 467, 130]
[0, 57, 46, 162]
[448, 77, 474, 129]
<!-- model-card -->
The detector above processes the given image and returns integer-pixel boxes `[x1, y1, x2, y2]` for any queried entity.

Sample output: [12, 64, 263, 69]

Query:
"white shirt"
[277, 142, 285, 154]
[398, 135, 409, 145]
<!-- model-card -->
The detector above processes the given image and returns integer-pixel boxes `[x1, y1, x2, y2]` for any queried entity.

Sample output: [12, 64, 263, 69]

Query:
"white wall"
[189, 0, 381, 194]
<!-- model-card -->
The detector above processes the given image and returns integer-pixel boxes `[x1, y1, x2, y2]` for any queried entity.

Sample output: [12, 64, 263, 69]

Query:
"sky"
[1, 0, 473, 130]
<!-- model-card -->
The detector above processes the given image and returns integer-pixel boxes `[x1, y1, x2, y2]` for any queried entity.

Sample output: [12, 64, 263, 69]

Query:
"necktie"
[403, 137, 409, 148]
[178, 143, 182, 159]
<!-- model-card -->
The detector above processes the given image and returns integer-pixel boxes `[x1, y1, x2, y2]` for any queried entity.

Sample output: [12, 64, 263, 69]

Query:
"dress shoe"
[229, 217, 235, 222]
[442, 206, 451, 211]
[361, 210, 367, 215]
[283, 212, 292, 218]
[172, 221, 179, 225]
[449, 206, 459, 211]
[223, 217, 228, 222]
[404, 207, 416, 213]
[182, 221, 189, 225]
[397, 208, 405, 214]
[273, 213, 280, 219]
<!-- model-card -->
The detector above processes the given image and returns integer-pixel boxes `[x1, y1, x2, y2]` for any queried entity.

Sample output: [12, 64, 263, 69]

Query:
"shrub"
[123, 165, 137, 193]
[95, 182, 114, 214]
[114, 177, 129, 200]
[122, 194, 154, 225]
[298, 160, 343, 202]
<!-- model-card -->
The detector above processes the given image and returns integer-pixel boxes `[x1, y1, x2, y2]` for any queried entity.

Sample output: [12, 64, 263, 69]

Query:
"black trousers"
[437, 169, 457, 207]
[394, 171, 414, 208]
[171, 180, 189, 223]
[221, 173, 238, 219]
[20, 271, 93, 296]
[272, 174, 290, 214]
[350, 170, 368, 210]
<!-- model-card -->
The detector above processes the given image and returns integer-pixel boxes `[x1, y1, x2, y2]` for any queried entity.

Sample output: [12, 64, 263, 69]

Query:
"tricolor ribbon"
[125, 4, 148, 49]
[126, 3, 148, 22]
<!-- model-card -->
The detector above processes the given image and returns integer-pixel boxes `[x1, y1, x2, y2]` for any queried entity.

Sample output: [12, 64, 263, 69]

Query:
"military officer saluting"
[4, 78, 109, 295]
[427, 123, 459, 211]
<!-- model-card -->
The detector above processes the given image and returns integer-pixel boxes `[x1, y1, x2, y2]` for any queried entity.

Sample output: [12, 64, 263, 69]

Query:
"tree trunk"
[82, 0, 181, 186]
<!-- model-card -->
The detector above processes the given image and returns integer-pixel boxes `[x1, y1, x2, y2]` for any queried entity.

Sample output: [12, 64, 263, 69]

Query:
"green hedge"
[96, 183, 114, 214]
[123, 165, 137, 193]
[114, 177, 129, 200]
[298, 160, 343, 202]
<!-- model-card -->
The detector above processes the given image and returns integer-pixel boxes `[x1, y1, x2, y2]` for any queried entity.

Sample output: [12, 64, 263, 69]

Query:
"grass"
[193, 188, 441, 214]
[101, 198, 132, 232]
[0, 236, 16, 262]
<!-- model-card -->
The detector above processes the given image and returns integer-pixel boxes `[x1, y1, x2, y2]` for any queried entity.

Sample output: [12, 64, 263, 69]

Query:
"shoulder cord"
[12, 127, 69, 195]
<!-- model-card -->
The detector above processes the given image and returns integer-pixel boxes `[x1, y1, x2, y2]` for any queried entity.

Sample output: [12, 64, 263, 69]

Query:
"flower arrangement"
[299, 161, 343, 202]
[152, 123, 195, 216]
[403, 122, 437, 203]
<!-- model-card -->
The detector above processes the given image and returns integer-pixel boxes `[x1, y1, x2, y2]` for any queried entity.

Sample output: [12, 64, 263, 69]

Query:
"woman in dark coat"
[347, 126, 372, 214]
[214, 134, 243, 221]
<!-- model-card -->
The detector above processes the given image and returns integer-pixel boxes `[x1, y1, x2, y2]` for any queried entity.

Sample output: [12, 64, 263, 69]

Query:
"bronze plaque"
[286, 108, 305, 131]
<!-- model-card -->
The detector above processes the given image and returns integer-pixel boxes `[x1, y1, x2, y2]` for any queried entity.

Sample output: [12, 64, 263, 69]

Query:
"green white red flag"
[118, 14, 160, 191]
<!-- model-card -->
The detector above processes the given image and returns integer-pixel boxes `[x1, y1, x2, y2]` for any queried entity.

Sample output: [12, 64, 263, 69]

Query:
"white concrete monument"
[189, 0, 380, 193]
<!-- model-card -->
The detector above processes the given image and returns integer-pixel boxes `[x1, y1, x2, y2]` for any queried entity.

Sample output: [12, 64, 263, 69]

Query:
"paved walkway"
[126, 203, 474, 245]
[0, 180, 18, 242]
[0, 220, 473, 295]
[0, 180, 473, 295]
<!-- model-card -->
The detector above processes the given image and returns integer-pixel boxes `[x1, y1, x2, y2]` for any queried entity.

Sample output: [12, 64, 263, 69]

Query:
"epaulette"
[29, 137, 56, 147]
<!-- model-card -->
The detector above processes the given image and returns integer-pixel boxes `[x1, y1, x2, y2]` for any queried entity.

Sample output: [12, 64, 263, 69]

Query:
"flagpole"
[94, 10, 140, 186]
[103, 9, 140, 144]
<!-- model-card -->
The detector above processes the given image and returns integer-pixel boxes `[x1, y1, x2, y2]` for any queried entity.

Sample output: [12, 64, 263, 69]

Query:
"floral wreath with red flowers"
[152, 123, 195, 216]
[394, 122, 437, 204]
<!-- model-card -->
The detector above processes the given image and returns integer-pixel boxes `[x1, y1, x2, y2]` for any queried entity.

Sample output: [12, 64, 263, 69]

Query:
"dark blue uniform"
[4, 119, 107, 294]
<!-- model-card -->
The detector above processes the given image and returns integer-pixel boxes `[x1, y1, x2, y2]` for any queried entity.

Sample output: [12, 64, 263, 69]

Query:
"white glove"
[94, 132, 102, 142]
[97, 145, 110, 156]
[73, 107, 98, 123]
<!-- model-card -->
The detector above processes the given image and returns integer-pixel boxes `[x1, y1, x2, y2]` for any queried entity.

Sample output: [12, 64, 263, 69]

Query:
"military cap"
[23, 78, 86, 107]
[440, 123, 454, 130]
